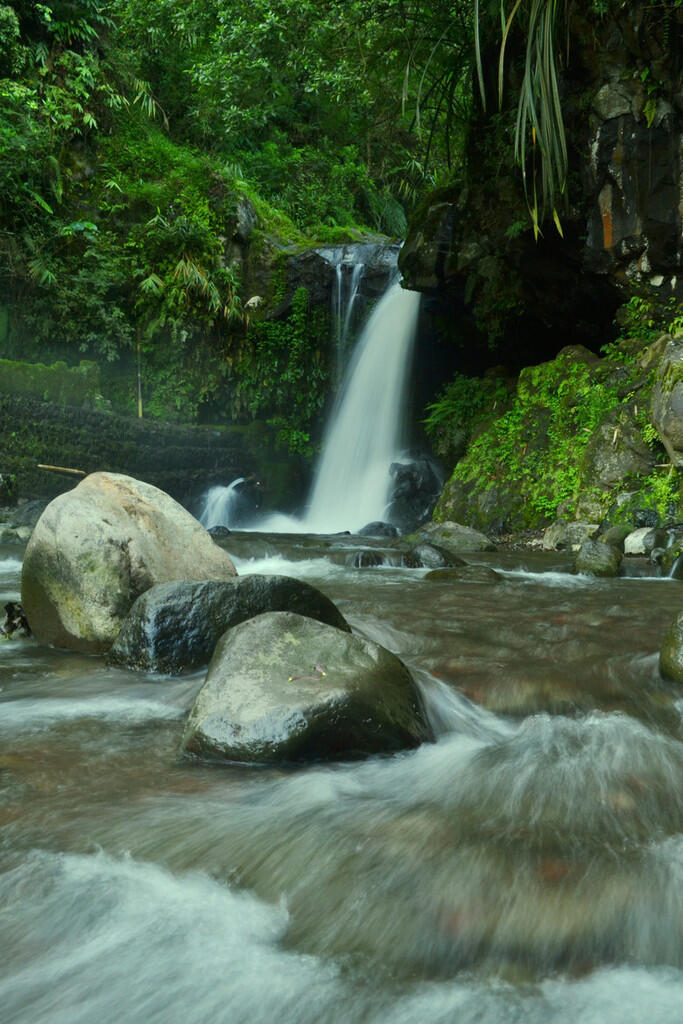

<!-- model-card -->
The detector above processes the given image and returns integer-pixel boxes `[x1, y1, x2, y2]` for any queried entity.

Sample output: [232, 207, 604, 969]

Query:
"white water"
[302, 282, 421, 533]
[199, 478, 246, 529]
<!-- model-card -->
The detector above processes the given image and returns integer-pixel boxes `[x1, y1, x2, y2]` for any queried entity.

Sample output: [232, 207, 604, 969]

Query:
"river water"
[1, 536, 682, 1023]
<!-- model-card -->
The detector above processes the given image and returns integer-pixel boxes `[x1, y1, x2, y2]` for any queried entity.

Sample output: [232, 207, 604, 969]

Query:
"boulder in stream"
[21, 472, 236, 652]
[181, 611, 433, 764]
[406, 520, 497, 554]
[574, 539, 623, 577]
[109, 576, 350, 673]
[659, 610, 683, 684]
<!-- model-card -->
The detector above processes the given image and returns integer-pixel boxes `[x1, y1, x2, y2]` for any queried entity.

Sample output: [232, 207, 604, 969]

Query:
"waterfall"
[302, 282, 421, 534]
[199, 478, 246, 529]
[333, 256, 366, 383]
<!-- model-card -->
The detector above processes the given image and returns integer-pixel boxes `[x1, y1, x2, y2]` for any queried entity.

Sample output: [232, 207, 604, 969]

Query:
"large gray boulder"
[21, 472, 236, 652]
[660, 610, 683, 683]
[651, 337, 683, 467]
[181, 611, 433, 764]
[109, 576, 349, 673]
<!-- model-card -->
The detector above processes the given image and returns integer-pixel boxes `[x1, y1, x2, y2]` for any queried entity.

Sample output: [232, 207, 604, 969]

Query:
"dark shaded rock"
[598, 525, 632, 552]
[357, 521, 399, 538]
[208, 525, 231, 538]
[385, 456, 443, 533]
[403, 543, 464, 569]
[349, 550, 385, 569]
[424, 566, 503, 584]
[660, 610, 683, 683]
[109, 576, 350, 674]
[574, 539, 623, 577]
[1, 601, 30, 638]
[181, 611, 433, 764]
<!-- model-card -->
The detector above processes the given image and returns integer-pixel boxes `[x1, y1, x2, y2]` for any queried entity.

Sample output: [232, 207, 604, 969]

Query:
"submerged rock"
[109, 576, 350, 674]
[402, 543, 464, 569]
[424, 566, 502, 583]
[659, 610, 683, 683]
[21, 472, 236, 653]
[574, 539, 623, 577]
[181, 611, 433, 764]
[357, 521, 399, 538]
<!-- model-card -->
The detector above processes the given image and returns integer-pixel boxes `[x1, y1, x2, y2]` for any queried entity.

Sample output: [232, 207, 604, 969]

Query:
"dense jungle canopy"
[0, 2, 681, 440]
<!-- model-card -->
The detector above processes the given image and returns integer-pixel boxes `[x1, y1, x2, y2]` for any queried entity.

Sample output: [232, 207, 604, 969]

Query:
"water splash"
[199, 478, 246, 529]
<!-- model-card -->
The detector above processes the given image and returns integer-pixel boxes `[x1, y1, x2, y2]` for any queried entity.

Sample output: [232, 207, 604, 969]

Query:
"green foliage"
[232, 288, 329, 455]
[447, 353, 622, 523]
[424, 371, 510, 459]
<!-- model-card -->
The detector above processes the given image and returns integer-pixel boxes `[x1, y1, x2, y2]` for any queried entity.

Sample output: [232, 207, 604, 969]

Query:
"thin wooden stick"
[38, 464, 86, 477]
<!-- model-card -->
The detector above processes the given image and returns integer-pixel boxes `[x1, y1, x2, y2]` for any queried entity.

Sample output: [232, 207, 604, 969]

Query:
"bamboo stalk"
[37, 464, 86, 477]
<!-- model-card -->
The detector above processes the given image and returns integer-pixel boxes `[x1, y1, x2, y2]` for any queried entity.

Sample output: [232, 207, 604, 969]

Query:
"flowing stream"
[1, 537, 682, 1023]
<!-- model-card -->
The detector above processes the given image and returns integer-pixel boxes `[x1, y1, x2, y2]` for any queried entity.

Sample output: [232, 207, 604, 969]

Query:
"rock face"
[110, 576, 349, 673]
[399, 4, 682, 360]
[660, 610, 683, 683]
[181, 611, 433, 764]
[21, 472, 236, 652]
[651, 338, 683, 467]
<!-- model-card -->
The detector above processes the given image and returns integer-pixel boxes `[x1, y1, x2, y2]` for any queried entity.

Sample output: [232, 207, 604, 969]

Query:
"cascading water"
[199, 478, 245, 529]
[302, 281, 421, 534]
[197, 246, 421, 535]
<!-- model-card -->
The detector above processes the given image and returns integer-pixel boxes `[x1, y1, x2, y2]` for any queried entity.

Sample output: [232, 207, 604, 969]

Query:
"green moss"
[434, 351, 623, 530]
[0, 358, 100, 407]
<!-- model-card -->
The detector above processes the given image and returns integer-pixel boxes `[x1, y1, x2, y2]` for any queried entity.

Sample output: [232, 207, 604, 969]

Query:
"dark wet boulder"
[349, 550, 385, 568]
[208, 525, 231, 538]
[659, 611, 683, 683]
[1, 601, 31, 638]
[597, 525, 632, 552]
[574, 539, 622, 577]
[357, 521, 399, 538]
[109, 576, 350, 674]
[384, 457, 442, 532]
[181, 611, 433, 764]
[403, 543, 465, 569]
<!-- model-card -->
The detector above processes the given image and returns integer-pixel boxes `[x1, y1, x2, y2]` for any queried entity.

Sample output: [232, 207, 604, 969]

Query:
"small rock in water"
[208, 525, 231, 538]
[357, 521, 399, 538]
[403, 543, 464, 569]
[424, 566, 502, 583]
[1, 601, 31, 638]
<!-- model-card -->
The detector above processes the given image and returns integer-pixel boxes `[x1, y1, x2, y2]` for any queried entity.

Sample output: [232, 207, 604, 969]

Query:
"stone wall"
[0, 394, 305, 511]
